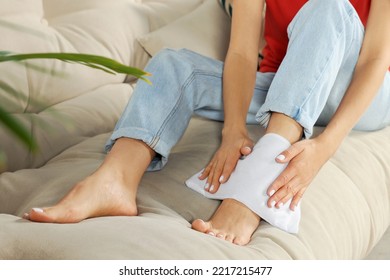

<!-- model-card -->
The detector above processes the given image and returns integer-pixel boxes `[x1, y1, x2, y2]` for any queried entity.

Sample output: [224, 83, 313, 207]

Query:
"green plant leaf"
[0, 51, 152, 156]
[0, 106, 37, 152]
[0, 52, 152, 84]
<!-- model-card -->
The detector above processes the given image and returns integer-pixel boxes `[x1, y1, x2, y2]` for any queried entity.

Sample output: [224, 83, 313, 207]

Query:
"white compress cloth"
[186, 133, 301, 233]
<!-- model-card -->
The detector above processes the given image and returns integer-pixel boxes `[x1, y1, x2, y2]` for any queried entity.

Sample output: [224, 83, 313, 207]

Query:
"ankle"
[266, 112, 303, 143]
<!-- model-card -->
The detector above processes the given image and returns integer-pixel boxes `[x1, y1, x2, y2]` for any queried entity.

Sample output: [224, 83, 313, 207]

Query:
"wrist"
[315, 132, 340, 158]
[222, 124, 248, 138]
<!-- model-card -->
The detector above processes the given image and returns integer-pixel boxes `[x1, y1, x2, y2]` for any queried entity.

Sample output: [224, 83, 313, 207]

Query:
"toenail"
[23, 213, 29, 219]
[216, 233, 224, 239]
[32, 208, 44, 213]
[208, 232, 215, 236]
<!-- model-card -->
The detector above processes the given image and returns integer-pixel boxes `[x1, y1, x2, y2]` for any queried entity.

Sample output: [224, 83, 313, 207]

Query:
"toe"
[216, 233, 225, 239]
[191, 219, 211, 233]
[29, 207, 53, 223]
[225, 235, 235, 243]
[29, 206, 82, 223]
[233, 236, 250, 246]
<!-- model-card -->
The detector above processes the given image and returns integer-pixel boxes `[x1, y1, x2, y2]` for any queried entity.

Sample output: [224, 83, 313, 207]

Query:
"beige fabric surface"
[1, 119, 389, 259]
[0, 0, 203, 171]
[138, 0, 231, 61]
[1, 0, 389, 260]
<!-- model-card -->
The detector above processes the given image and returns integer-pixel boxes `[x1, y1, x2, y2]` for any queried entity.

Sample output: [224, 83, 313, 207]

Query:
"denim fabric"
[106, 0, 390, 170]
[256, 0, 390, 137]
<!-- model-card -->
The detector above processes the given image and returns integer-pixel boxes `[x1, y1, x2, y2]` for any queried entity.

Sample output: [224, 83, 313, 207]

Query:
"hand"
[267, 137, 333, 211]
[199, 127, 254, 194]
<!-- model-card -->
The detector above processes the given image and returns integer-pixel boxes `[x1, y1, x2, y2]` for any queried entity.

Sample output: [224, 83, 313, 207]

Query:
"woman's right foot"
[24, 138, 156, 223]
[25, 168, 138, 223]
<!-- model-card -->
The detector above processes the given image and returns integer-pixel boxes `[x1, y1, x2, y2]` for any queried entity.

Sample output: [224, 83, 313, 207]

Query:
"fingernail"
[269, 190, 275, 196]
[32, 208, 44, 213]
[291, 205, 296, 212]
[209, 185, 215, 192]
[278, 202, 284, 208]
[276, 154, 286, 161]
[23, 213, 29, 219]
[219, 175, 224, 183]
[270, 201, 276, 207]
[204, 183, 210, 190]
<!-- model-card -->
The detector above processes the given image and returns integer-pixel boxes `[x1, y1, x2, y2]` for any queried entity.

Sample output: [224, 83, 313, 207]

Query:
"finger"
[240, 146, 252, 156]
[267, 165, 296, 198]
[218, 154, 241, 184]
[205, 158, 219, 192]
[198, 159, 215, 180]
[208, 158, 226, 193]
[204, 160, 217, 191]
[240, 138, 254, 156]
[275, 142, 303, 163]
[271, 177, 301, 208]
[290, 189, 305, 211]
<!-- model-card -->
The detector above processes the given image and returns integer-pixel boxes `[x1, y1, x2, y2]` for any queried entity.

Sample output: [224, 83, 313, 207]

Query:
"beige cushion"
[0, 119, 389, 259]
[138, 0, 231, 61]
[0, 0, 389, 261]
[0, 0, 203, 172]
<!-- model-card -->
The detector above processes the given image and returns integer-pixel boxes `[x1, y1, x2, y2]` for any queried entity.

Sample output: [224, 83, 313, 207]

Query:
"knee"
[305, 0, 352, 16]
[152, 48, 185, 68]
[292, 0, 356, 34]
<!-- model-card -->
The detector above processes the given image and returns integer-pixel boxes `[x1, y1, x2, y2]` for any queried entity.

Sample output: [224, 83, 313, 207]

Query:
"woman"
[25, 0, 390, 246]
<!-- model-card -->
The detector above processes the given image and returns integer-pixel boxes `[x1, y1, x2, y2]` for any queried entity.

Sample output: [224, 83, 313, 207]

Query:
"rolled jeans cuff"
[255, 103, 314, 139]
[104, 128, 169, 171]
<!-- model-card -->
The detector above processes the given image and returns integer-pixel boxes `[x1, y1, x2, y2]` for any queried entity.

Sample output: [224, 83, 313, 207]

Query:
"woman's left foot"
[191, 199, 260, 245]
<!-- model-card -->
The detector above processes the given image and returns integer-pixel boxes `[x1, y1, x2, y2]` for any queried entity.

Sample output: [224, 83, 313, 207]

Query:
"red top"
[259, 0, 371, 73]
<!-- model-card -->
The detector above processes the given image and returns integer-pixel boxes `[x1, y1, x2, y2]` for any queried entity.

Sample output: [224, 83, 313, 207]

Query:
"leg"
[27, 48, 261, 223]
[190, 0, 371, 242]
[257, 0, 367, 138]
[27, 138, 154, 222]
[189, 116, 303, 239]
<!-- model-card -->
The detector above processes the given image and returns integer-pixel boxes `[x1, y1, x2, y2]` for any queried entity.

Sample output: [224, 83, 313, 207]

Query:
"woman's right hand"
[198, 127, 254, 194]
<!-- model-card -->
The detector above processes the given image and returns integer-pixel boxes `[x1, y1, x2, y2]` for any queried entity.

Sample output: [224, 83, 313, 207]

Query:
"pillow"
[137, 0, 231, 61]
[0, 0, 205, 171]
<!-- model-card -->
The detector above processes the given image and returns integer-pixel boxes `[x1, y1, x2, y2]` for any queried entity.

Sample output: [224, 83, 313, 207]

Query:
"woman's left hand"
[267, 136, 334, 211]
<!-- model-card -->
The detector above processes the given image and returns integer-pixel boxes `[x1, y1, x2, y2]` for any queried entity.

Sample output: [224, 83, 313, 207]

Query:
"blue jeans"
[106, 0, 390, 171]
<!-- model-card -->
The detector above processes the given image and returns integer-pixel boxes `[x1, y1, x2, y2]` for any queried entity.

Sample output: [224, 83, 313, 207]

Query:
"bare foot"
[192, 199, 261, 245]
[25, 169, 138, 223]
[23, 138, 155, 223]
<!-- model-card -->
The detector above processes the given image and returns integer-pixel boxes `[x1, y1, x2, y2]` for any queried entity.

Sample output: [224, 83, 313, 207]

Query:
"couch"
[0, 0, 389, 259]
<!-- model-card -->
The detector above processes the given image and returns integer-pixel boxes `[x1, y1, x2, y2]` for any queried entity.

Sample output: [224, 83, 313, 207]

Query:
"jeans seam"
[298, 4, 353, 115]
[152, 68, 223, 149]
[151, 68, 196, 149]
